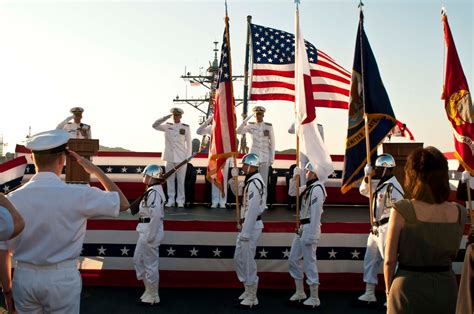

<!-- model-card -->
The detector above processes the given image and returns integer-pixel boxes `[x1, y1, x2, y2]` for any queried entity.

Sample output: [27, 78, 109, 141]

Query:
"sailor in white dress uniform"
[288, 161, 326, 308]
[152, 107, 192, 207]
[358, 154, 404, 304]
[0, 129, 129, 314]
[196, 115, 230, 208]
[236, 106, 275, 202]
[56, 107, 91, 139]
[133, 164, 166, 306]
[229, 153, 265, 308]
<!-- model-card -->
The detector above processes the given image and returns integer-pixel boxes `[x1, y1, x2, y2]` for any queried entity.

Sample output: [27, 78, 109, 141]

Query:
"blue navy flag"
[341, 15, 396, 194]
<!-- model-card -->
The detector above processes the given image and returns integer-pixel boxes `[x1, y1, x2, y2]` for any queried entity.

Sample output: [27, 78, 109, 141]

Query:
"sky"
[0, 0, 472, 156]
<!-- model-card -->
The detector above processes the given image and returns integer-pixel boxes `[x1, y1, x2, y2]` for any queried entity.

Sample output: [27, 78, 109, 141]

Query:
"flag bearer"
[288, 161, 326, 308]
[133, 164, 166, 306]
[0, 129, 129, 313]
[229, 153, 266, 308]
[358, 154, 404, 305]
[152, 107, 192, 208]
[236, 106, 275, 203]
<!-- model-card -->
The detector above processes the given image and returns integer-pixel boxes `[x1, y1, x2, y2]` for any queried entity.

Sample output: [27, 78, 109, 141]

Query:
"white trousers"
[362, 226, 387, 285]
[211, 184, 226, 206]
[289, 235, 319, 285]
[133, 232, 159, 284]
[259, 162, 269, 203]
[165, 161, 187, 205]
[234, 229, 262, 285]
[12, 260, 81, 314]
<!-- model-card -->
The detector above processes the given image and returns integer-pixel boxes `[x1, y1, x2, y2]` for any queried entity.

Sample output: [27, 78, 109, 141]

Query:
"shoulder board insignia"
[248, 122, 255, 125]
[182, 123, 189, 127]
[166, 122, 173, 125]
[264, 122, 272, 126]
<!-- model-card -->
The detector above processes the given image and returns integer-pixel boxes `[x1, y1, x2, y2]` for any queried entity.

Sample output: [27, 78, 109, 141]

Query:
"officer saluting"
[236, 106, 275, 203]
[288, 162, 326, 308]
[229, 153, 265, 308]
[357, 154, 404, 305]
[0, 129, 129, 313]
[56, 107, 92, 139]
[152, 107, 192, 208]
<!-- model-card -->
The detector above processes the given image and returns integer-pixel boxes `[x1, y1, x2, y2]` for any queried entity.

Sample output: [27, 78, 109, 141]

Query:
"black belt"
[300, 218, 310, 225]
[398, 264, 451, 272]
[240, 215, 262, 224]
[138, 217, 151, 223]
[373, 217, 389, 227]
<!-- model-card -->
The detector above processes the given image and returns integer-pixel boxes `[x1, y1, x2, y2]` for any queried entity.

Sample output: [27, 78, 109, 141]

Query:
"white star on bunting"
[106, 167, 113, 173]
[190, 247, 199, 256]
[3, 185, 9, 193]
[259, 248, 268, 258]
[328, 249, 337, 259]
[98, 246, 107, 255]
[351, 250, 360, 259]
[212, 248, 222, 257]
[282, 248, 291, 258]
[196, 168, 202, 175]
[167, 247, 176, 256]
[136, 167, 142, 173]
[121, 167, 128, 173]
[120, 246, 130, 256]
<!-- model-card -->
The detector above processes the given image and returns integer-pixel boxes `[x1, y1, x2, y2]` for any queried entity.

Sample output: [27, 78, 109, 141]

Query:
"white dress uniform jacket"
[0, 172, 119, 313]
[152, 117, 192, 163]
[229, 172, 265, 286]
[133, 184, 166, 285]
[359, 175, 404, 285]
[57, 118, 91, 139]
[236, 119, 275, 164]
[288, 178, 326, 285]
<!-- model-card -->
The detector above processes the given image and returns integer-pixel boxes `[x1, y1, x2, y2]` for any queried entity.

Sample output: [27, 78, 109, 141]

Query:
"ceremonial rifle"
[129, 153, 195, 215]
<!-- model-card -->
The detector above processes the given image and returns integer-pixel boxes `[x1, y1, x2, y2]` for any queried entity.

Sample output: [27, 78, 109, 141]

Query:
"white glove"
[293, 167, 301, 177]
[67, 115, 74, 121]
[165, 114, 172, 119]
[231, 167, 239, 177]
[462, 171, 471, 183]
[364, 165, 373, 176]
[206, 115, 214, 124]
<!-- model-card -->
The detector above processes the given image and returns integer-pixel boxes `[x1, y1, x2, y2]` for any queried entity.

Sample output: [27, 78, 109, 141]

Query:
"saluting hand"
[67, 150, 99, 175]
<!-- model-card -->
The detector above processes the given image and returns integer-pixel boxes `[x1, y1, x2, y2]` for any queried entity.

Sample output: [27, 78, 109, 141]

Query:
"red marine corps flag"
[441, 9, 474, 172]
[206, 12, 238, 193]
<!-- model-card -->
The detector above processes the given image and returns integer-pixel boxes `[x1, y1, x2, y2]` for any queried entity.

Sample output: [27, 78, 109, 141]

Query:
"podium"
[383, 142, 423, 188]
[66, 139, 99, 183]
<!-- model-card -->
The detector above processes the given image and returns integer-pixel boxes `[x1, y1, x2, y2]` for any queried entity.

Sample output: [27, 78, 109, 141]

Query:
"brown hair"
[403, 146, 450, 203]
[32, 152, 64, 170]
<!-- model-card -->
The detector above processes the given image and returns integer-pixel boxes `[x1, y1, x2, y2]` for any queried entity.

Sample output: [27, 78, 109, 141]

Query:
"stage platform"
[80, 204, 468, 291]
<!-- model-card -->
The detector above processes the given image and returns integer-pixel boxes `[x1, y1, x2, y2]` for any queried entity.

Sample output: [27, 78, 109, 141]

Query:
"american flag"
[249, 23, 351, 109]
[206, 17, 238, 192]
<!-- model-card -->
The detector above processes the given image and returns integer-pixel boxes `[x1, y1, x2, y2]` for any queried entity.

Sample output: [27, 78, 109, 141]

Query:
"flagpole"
[240, 15, 252, 155]
[223, 2, 241, 230]
[358, 2, 374, 226]
[294, 0, 301, 232]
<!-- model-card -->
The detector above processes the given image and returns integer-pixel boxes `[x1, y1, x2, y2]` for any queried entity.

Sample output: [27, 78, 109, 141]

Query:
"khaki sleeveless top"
[392, 199, 465, 268]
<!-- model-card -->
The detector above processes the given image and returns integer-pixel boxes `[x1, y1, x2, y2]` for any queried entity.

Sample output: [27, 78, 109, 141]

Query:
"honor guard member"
[229, 153, 265, 308]
[133, 164, 166, 306]
[56, 107, 92, 139]
[288, 162, 326, 308]
[236, 106, 275, 203]
[196, 115, 230, 208]
[358, 154, 404, 305]
[0, 129, 129, 314]
[0, 194, 24, 241]
[152, 107, 192, 208]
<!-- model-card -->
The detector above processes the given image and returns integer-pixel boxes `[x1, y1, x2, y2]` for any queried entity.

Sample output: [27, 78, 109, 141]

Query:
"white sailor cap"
[252, 106, 266, 113]
[70, 107, 84, 114]
[26, 129, 69, 155]
[170, 107, 184, 115]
